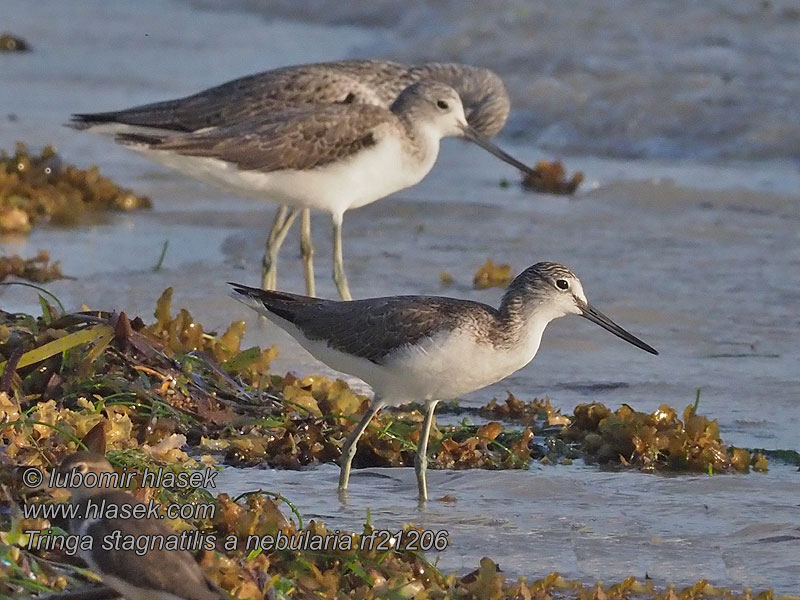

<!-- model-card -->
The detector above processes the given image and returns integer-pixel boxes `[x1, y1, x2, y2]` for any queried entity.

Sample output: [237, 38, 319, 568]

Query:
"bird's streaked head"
[508, 262, 659, 355]
[393, 81, 468, 138]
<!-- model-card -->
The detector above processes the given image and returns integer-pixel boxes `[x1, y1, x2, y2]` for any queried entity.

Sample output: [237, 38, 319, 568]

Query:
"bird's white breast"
[263, 313, 541, 405]
[376, 328, 542, 402]
[132, 127, 439, 218]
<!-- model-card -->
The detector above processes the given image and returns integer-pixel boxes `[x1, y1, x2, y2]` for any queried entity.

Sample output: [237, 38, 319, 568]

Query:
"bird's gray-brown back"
[117, 103, 395, 172]
[232, 286, 505, 365]
[72, 59, 508, 137]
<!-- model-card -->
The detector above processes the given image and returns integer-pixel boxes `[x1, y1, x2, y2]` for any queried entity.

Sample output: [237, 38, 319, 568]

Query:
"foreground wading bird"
[116, 81, 534, 300]
[230, 262, 658, 501]
[54, 451, 228, 600]
[71, 59, 512, 298]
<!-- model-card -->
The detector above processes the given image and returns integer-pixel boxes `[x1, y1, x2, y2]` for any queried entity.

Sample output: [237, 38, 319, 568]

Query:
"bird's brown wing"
[72, 64, 389, 131]
[117, 103, 393, 172]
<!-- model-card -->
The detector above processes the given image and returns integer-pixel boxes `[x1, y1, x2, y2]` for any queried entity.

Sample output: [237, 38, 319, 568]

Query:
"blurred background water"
[2, 0, 798, 592]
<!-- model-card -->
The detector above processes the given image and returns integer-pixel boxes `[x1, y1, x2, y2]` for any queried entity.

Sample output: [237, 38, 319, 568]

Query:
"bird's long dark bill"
[581, 303, 659, 355]
[460, 125, 538, 177]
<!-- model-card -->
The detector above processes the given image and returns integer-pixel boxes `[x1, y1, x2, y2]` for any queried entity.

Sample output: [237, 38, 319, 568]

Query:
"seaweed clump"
[0, 32, 30, 52]
[0, 250, 64, 283]
[522, 159, 583, 194]
[0, 474, 787, 600]
[0, 143, 150, 234]
[473, 259, 514, 289]
[562, 402, 769, 473]
[480, 392, 570, 427]
[0, 290, 769, 476]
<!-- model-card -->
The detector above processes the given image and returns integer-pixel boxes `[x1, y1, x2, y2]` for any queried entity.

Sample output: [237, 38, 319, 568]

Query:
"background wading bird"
[71, 59, 514, 298]
[116, 81, 534, 300]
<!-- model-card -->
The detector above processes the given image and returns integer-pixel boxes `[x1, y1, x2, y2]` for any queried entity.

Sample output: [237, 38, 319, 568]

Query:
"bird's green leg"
[339, 401, 383, 491]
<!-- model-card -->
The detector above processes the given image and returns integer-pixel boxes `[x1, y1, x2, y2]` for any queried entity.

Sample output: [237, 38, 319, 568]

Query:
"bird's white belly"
[245, 300, 543, 406]
[377, 330, 540, 402]
[287, 324, 537, 404]
[136, 135, 432, 217]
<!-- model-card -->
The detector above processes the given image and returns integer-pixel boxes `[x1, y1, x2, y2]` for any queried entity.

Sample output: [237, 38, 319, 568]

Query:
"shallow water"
[2, 0, 799, 593]
[211, 0, 800, 161]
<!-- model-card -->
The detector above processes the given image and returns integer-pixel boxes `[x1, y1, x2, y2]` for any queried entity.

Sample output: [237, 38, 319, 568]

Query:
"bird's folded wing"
[121, 104, 393, 172]
[79, 493, 224, 600]
[72, 67, 387, 132]
[261, 294, 492, 364]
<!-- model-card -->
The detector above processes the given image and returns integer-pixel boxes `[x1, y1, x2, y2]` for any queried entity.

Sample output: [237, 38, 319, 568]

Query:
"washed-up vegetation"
[0, 288, 770, 474]
[473, 259, 513, 289]
[0, 289, 782, 599]
[3, 472, 791, 600]
[0, 143, 150, 234]
[0, 32, 30, 52]
[0, 250, 64, 283]
[521, 159, 583, 195]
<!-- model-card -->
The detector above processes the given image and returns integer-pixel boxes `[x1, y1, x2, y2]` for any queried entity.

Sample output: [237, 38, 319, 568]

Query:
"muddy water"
[2, 0, 799, 592]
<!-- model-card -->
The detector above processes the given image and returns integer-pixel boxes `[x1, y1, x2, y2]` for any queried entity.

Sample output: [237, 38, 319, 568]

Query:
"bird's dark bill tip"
[581, 303, 658, 355]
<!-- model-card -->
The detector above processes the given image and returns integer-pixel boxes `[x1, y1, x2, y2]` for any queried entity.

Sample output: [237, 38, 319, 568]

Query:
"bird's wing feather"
[72, 66, 391, 132]
[117, 104, 393, 172]
[231, 285, 497, 364]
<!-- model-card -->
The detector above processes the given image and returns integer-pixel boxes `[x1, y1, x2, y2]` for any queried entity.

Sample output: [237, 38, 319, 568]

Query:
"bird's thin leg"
[300, 208, 316, 297]
[339, 400, 384, 491]
[415, 400, 440, 503]
[261, 205, 288, 290]
[261, 206, 299, 290]
[331, 214, 352, 300]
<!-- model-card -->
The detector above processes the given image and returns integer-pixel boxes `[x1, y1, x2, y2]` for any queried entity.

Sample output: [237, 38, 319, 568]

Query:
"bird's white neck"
[497, 293, 566, 365]
[399, 120, 442, 179]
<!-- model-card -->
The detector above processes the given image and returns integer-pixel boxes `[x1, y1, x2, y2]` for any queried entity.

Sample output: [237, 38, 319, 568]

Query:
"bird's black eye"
[555, 279, 569, 290]
[436, 100, 449, 110]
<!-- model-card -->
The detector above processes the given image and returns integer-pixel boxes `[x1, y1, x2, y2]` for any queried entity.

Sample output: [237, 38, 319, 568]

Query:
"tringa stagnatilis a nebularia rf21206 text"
[230, 262, 658, 502]
[71, 60, 512, 297]
[117, 81, 535, 301]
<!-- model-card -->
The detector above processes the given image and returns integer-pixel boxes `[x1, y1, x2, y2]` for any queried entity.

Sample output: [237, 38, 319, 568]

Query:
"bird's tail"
[228, 283, 318, 319]
[69, 111, 124, 130]
[115, 132, 169, 147]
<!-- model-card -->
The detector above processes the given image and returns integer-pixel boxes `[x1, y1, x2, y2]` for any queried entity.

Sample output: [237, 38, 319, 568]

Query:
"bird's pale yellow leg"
[300, 208, 316, 297]
[331, 214, 352, 300]
[415, 400, 439, 503]
[261, 206, 299, 290]
[339, 401, 383, 491]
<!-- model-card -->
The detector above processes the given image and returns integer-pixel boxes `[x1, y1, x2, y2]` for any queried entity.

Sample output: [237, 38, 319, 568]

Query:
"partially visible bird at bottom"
[51, 431, 230, 600]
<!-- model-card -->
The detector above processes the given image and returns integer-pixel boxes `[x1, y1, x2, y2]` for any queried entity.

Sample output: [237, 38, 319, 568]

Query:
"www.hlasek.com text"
[23, 496, 216, 521]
